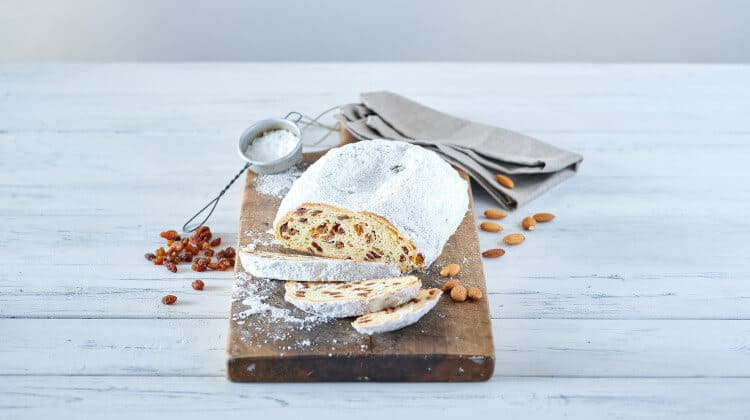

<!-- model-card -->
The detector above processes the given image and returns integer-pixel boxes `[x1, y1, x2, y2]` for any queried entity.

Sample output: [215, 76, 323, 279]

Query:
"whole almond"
[450, 285, 467, 302]
[467, 287, 483, 300]
[480, 222, 503, 233]
[484, 209, 507, 219]
[441, 279, 460, 292]
[503, 233, 526, 245]
[533, 212, 555, 222]
[495, 174, 515, 189]
[481, 248, 506, 258]
[439, 263, 461, 277]
[522, 216, 537, 231]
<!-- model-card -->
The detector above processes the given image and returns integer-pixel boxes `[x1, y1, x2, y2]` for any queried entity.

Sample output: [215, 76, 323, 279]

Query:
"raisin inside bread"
[284, 275, 421, 318]
[277, 204, 422, 273]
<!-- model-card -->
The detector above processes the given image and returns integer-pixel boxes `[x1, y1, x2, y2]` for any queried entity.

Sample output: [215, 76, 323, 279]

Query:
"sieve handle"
[182, 163, 250, 233]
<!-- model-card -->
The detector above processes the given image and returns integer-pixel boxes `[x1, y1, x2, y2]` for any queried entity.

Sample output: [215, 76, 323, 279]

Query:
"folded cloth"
[335, 91, 583, 210]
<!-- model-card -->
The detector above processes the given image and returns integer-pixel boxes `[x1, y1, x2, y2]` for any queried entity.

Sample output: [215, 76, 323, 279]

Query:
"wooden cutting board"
[226, 144, 495, 382]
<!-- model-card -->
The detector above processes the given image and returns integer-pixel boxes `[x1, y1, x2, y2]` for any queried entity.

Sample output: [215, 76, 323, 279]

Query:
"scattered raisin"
[160, 230, 179, 240]
[161, 294, 177, 305]
[192, 279, 205, 290]
[165, 261, 177, 273]
[192, 226, 212, 243]
[191, 257, 209, 272]
[217, 247, 235, 259]
[218, 258, 234, 270]
[147, 226, 230, 274]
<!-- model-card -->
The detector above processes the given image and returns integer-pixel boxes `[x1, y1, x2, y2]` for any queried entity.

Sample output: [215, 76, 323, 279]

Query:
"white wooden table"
[2, 63, 749, 419]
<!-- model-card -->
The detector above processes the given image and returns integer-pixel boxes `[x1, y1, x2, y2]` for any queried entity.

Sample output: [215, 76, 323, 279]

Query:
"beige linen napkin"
[336, 91, 583, 209]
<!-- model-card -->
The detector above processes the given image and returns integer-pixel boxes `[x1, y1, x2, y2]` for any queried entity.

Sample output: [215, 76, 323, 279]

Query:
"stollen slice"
[284, 275, 421, 318]
[351, 288, 442, 335]
[239, 249, 400, 282]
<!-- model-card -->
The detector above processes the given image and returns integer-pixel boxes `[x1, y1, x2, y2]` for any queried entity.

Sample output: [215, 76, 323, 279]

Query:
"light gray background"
[1, 0, 748, 62]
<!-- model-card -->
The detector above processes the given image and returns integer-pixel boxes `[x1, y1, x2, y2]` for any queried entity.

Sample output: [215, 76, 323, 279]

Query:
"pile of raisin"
[144, 226, 235, 273]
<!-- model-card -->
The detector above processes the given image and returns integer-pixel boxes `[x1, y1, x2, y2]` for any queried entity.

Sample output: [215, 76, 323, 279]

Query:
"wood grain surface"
[3, 63, 750, 419]
[227, 150, 495, 381]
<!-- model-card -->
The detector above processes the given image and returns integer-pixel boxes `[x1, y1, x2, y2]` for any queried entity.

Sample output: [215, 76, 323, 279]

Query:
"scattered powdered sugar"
[232, 272, 329, 329]
[243, 228, 279, 252]
[231, 272, 369, 354]
[245, 129, 298, 162]
[254, 165, 303, 198]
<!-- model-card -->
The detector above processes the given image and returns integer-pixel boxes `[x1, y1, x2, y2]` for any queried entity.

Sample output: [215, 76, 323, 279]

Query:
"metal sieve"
[237, 114, 303, 174]
[181, 110, 338, 233]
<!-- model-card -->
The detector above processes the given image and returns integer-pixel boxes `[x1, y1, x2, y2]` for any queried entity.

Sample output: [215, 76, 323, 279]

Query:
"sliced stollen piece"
[284, 275, 421, 318]
[273, 139, 469, 273]
[351, 288, 442, 335]
[239, 249, 400, 282]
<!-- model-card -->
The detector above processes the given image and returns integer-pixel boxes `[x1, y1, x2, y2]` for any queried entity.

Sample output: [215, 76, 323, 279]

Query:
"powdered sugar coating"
[274, 140, 469, 269]
[239, 250, 400, 282]
[254, 165, 303, 198]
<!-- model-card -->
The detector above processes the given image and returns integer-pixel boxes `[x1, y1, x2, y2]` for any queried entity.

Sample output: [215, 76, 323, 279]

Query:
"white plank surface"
[2, 376, 749, 420]
[2, 63, 750, 419]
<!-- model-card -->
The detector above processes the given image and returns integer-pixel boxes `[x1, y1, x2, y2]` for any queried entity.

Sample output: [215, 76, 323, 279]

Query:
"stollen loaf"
[273, 140, 469, 272]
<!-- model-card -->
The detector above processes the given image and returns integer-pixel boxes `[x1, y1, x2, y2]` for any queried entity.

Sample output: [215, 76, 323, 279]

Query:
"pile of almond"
[438, 263, 483, 303]
[479, 210, 555, 257]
